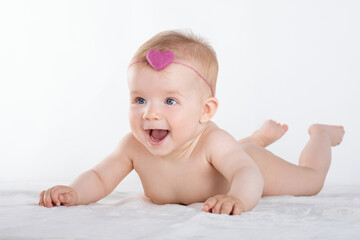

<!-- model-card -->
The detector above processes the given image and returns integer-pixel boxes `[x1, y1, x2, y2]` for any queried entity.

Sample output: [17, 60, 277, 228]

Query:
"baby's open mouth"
[146, 129, 169, 143]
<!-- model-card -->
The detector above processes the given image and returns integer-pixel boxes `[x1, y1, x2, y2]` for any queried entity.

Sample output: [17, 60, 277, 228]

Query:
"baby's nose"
[143, 105, 162, 120]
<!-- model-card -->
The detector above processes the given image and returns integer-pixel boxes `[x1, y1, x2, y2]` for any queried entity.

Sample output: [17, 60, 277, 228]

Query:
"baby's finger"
[232, 202, 243, 215]
[39, 191, 45, 206]
[212, 198, 227, 214]
[220, 200, 234, 215]
[43, 187, 54, 208]
[50, 188, 62, 206]
[203, 197, 218, 212]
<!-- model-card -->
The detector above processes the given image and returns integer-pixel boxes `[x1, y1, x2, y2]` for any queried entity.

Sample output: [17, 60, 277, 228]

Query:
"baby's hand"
[39, 185, 78, 208]
[202, 195, 244, 215]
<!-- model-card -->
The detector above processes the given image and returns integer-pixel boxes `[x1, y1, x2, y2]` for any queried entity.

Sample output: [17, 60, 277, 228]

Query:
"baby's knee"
[306, 182, 324, 196]
[301, 169, 325, 196]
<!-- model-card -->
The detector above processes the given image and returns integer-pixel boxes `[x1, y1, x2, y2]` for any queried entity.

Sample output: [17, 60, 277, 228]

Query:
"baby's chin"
[144, 145, 174, 158]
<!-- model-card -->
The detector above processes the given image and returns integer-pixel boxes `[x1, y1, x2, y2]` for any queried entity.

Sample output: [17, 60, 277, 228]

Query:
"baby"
[39, 30, 345, 215]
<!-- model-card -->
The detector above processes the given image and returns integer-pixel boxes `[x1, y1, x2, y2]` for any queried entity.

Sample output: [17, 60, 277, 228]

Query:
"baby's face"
[127, 63, 206, 157]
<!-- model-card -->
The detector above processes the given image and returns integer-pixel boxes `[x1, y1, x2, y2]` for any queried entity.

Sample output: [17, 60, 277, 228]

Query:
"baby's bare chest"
[133, 156, 230, 205]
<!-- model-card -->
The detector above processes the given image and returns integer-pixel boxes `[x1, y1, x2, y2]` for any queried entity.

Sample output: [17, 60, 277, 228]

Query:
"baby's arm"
[203, 130, 264, 215]
[39, 134, 134, 207]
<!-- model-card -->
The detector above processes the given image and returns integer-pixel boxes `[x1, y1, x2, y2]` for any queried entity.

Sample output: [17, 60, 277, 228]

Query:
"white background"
[1, 0, 359, 190]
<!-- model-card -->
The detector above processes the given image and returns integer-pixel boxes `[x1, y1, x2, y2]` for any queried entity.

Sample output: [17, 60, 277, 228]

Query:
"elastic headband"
[129, 49, 215, 97]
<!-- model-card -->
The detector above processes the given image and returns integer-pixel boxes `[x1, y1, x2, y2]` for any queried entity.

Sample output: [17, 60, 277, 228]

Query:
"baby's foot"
[252, 120, 288, 147]
[308, 124, 345, 146]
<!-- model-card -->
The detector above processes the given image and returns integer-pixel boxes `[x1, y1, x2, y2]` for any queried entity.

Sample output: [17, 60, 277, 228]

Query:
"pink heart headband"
[129, 49, 215, 97]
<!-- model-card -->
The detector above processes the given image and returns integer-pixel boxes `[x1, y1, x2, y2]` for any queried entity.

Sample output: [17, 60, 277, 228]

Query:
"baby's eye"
[165, 98, 177, 105]
[136, 97, 147, 104]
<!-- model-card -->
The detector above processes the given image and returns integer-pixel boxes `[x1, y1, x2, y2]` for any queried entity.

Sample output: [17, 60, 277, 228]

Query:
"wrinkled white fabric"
[1, 184, 359, 239]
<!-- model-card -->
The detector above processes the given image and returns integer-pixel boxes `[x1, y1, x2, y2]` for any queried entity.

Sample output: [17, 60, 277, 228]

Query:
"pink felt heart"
[146, 49, 175, 71]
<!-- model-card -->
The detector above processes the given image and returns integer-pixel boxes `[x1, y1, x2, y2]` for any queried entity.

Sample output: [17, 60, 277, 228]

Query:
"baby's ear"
[200, 97, 218, 123]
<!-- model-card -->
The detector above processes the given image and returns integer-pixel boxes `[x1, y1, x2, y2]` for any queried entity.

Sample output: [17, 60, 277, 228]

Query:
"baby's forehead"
[128, 58, 213, 97]
[128, 63, 207, 96]
[129, 62, 197, 82]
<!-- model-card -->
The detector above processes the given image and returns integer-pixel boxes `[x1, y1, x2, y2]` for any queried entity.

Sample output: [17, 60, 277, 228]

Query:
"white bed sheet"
[1, 184, 360, 240]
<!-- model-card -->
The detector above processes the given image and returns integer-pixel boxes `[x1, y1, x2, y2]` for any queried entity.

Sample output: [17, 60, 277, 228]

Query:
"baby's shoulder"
[201, 122, 238, 150]
[201, 123, 242, 164]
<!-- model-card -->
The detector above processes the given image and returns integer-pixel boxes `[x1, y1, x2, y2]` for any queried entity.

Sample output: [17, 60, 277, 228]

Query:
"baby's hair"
[131, 30, 219, 96]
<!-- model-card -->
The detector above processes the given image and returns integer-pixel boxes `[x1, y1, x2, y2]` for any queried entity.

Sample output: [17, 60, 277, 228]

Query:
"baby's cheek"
[173, 121, 199, 142]
[128, 109, 140, 125]
[128, 110, 142, 136]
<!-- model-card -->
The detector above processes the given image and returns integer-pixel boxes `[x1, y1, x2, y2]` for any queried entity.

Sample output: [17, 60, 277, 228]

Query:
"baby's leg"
[238, 120, 288, 147]
[241, 124, 344, 196]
